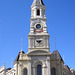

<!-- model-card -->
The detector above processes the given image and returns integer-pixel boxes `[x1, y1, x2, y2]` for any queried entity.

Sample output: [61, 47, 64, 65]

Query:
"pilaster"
[16, 63, 18, 75]
[28, 58, 32, 75]
[42, 67, 47, 75]
[19, 62, 22, 75]
[33, 67, 36, 75]
[47, 57, 51, 75]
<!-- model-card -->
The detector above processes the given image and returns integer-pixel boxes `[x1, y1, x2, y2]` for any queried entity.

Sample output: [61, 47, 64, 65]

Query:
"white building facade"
[0, 0, 75, 75]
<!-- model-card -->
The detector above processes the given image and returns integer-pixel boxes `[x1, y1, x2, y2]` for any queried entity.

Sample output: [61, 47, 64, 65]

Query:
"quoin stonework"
[0, 0, 75, 75]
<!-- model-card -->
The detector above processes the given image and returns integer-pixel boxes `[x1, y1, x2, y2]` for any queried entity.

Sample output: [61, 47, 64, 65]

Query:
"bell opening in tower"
[37, 9, 40, 16]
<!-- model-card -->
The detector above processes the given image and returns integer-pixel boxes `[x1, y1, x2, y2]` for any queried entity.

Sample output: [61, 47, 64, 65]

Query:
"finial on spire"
[54, 37, 56, 50]
[11, 57, 13, 68]
[21, 37, 23, 51]
[31, 0, 45, 7]
[63, 55, 65, 63]
[4, 63, 5, 66]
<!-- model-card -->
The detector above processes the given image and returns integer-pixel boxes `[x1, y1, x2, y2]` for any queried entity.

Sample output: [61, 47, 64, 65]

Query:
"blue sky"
[0, 0, 75, 69]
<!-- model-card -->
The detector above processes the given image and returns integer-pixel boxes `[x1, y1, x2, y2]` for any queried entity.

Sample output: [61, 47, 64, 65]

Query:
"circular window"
[36, 24, 41, 29]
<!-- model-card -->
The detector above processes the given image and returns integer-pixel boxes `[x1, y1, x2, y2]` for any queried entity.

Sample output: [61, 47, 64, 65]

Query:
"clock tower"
[28, 0, 50, 52]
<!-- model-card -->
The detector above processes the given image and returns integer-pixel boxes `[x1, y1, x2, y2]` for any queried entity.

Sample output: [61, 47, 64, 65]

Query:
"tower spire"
[31, 0, 45, 7]
[31, 0, 46, 19]
[28, 0, 50, 52]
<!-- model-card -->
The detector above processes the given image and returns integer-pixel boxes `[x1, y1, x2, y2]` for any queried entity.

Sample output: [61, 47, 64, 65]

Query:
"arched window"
[37, 9, 40, 16]
[37, 64, 42, 75]
[51, 68, 56, 75]
[24, 68, 27, 75]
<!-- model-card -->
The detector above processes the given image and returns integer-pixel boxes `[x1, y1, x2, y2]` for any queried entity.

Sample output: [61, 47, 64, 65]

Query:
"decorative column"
[32, 37, 35, 48]
[44, 37, 46, 48]
[47, 37, 49, 48]
[16, 62, 18, 75]
[40, 9, 42, 17]
[47, 57, 51, 75]
[19, 62, 23, 75]
[34, 9, 36, 18]
[30, 26, 34, 33]
[33, 67, 36, 75]
[42, 67, 46, 75]
[28, 58, 31, 75]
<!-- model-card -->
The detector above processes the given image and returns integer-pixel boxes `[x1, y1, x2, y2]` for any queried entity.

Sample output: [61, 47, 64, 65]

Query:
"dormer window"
[37, 9, 40, 16]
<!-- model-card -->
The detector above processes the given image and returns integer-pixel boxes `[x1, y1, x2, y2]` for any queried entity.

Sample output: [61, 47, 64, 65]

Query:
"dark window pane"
[37, 9, 40, 16]
[51, 68, 56, 75]
[37, 64, 42, 75]
[24, 69, 27, 75]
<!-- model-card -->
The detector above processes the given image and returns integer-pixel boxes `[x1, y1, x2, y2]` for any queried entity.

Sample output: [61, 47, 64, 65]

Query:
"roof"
[14, 51, 25, 62]
[52, 50, 64, 62]
[41, 0, 45, 5]
[31, 0, 45, 7]
[6, 68, 11, 70]
[64, 65, 70, 71]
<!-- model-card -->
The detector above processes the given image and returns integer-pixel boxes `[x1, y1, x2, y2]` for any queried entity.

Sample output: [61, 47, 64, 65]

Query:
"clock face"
[35, 39, 44, 47]
[36, 24, 41, 29]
